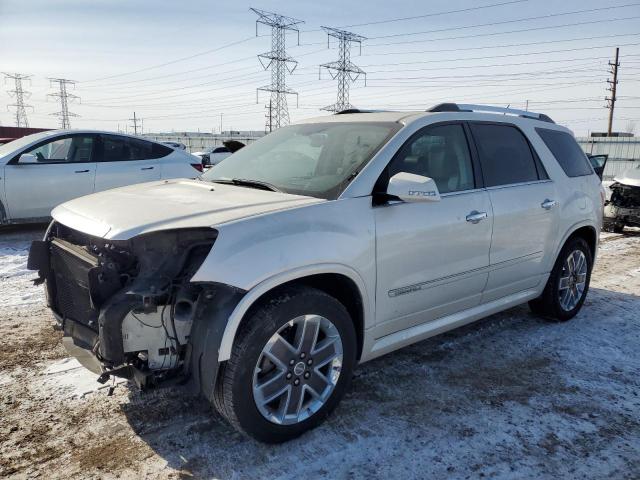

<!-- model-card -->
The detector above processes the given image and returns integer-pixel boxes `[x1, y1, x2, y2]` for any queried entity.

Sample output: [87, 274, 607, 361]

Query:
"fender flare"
[217, 263, 371, 362]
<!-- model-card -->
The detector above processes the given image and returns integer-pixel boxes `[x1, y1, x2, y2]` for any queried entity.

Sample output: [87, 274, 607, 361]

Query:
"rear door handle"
[74, 169, 90, 173]
[466, 211, 488, 224]
[141, 166, 154, 170]
[541, 199, 557, 210]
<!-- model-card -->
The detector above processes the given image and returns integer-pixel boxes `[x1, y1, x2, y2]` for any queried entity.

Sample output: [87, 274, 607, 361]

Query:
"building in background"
[577, 135, 640, 181]
[0, 126, 50, 144]
[143, 130, 265, 153]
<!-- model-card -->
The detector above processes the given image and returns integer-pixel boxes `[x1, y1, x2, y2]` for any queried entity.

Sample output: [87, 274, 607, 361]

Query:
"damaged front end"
[28, 223, 244, 393]
[604, 182, 640, 232]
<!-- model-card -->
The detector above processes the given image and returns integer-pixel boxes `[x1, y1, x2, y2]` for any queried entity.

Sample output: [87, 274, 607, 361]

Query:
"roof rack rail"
[427, 103, 555, 124]
[335, 108, 387, 115]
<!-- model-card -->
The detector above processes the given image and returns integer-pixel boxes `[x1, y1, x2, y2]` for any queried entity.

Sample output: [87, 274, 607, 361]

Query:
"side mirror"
[386, 172, 441, 203]
[18, 153, 38, 164]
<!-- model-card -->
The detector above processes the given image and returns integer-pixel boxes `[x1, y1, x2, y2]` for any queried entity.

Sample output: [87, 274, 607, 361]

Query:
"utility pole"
[320, 27, 366, 112]
[48, 78, 79, 129]
[220, 113, 223, 134]
[3, 73, 33, 127]
[129, 112, 142, 135]
[251, 7, 304, 130]
[606, 47, 620, 137]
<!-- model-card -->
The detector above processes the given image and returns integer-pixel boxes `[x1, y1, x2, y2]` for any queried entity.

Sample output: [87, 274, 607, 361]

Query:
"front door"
[374, 123, 493, 337]
[4, 134, 97, 220]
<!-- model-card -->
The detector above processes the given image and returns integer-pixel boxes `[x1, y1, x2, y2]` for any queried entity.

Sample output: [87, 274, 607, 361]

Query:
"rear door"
[374, 122, 493, 337]
[94, 134, 161, 191]
[4, 134, 97, 220]
[468, 122, 558, 302]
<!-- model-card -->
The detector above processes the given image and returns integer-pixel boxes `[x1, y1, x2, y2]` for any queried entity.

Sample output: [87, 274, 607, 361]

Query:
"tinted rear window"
[536, 128, 593, 177]
[101, 135, 172, 161]
[469, 124, 539, 187]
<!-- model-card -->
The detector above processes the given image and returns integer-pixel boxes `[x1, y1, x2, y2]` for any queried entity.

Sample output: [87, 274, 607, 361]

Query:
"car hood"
[614, 166, 640, 188]
[52, 179, 325, 240]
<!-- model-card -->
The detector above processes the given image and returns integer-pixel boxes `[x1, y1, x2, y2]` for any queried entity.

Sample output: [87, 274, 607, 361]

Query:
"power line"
[340, 0, 531, 28]
[366, 3, 640, 41]
[47, 78, 79, 129]
[320, 27, 366, 112]
[81, 36, 258, 84]
[3, 72, 33, 127]
[606, 47, 621, 136]
[251, 7, 304, 130]
[363, 15, 640, 48]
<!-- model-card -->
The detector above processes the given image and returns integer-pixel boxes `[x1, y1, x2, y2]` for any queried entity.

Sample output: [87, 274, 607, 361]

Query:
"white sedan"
[0, 130, 203, 224]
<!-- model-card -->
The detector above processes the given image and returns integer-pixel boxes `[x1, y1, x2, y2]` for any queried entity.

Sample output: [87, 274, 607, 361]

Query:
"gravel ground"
[0, 225, 639, 479]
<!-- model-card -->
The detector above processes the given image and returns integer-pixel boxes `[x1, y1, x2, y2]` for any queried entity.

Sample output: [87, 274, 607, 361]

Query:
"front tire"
[529, 237, 593, 321]
[213, 286, 357, 443]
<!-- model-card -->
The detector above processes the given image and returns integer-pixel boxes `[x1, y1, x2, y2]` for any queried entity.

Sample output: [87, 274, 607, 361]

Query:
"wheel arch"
[217, 264, 370, 363]
[560, 222, 598, 260]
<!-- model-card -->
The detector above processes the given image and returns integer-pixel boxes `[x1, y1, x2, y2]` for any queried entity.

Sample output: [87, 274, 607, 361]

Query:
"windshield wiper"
[211, 178, 281, 192]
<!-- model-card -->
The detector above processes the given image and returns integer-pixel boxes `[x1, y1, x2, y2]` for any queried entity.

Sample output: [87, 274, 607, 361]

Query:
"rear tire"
[213, 286, 357, 443]
[529, 237, 593, 322]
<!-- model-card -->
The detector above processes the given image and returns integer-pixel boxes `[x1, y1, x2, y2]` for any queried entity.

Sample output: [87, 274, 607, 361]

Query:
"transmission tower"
[48, 78, 79, 129]
[320, 27, 366, 113]
[605, 47, 620, 136]
[251, 7, 303, 130]
[3, 73, 33, 127]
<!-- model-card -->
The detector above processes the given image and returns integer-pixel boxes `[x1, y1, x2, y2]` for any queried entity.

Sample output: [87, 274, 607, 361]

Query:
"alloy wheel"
[252, 314, 343, 425]
[558, 249, 588, 312]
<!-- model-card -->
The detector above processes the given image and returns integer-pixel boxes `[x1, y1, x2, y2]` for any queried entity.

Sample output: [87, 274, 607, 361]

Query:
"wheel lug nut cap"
[289, 359, 295, 365]
[300, 353, 306, 359]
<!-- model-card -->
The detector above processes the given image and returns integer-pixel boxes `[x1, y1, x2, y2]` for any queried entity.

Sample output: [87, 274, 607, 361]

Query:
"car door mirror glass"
[18, 153, 38, 164]
[387, 172, 441, 202]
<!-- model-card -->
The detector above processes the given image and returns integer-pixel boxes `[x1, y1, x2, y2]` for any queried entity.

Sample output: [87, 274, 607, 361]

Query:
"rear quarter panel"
[158, 151, 199, 179]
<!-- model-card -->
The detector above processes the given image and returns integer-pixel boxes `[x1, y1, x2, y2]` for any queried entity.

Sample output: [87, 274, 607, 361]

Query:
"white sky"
[0, 0, 639, 136]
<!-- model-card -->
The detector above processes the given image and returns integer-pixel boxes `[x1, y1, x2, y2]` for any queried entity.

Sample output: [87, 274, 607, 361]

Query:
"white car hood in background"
[52, 179, 324, 240]
[613, 166, 640, 188]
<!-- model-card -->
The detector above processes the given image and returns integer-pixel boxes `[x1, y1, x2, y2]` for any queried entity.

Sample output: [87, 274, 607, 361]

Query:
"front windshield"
[201, 122, 399, 199]
[0, 131, 53, 157]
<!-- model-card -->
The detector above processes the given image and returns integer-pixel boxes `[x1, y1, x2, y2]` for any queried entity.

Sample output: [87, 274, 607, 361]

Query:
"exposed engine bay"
[28, 223, 244, 393]
[604, 180, 640, 232]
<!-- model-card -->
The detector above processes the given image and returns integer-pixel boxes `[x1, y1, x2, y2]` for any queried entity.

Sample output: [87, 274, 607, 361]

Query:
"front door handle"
[74, 169, 89, 173]
[541, 199, 557, 210]
[141, 166, 154, 170]
[466, 211, 488, 224]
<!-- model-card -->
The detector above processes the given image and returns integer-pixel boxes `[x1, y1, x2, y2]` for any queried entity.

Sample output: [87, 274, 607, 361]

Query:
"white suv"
[28, 104, 604, 442]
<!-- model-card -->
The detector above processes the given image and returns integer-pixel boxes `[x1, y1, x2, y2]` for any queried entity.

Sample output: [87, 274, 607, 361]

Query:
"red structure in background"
[0, 126, 51, 144]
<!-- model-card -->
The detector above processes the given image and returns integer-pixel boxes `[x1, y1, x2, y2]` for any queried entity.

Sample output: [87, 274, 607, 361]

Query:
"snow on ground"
[0, 226, 45, 308]
[1, 226, 639, 479]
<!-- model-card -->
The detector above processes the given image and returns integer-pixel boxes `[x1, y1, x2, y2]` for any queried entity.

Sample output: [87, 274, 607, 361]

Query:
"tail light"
[191, 163, 203, 172]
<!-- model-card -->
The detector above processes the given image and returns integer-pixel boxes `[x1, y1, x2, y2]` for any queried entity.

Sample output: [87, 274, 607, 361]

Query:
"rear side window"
[151, 143, 173, 158]
[101, 135, 171, 161]
[536, 128, 593, 177]
[470, 124, 539, 187]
